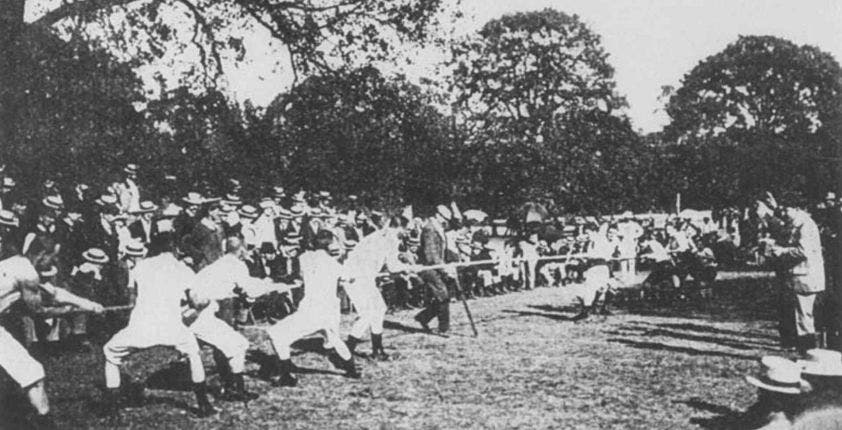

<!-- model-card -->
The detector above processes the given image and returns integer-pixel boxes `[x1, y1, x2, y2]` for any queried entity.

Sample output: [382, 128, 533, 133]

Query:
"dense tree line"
[1, 7, 840, 216]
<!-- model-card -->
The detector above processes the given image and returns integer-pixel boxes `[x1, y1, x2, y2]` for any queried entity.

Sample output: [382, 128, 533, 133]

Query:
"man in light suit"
[757, 194, 825, 354]
[414, 205, 453, 335]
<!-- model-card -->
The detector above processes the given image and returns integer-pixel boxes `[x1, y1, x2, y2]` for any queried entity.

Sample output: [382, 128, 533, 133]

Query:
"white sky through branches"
[25, 0, 842, 133]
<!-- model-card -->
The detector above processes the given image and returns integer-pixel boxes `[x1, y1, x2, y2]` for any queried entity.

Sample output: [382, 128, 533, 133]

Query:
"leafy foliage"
[450, 8, 626, 136]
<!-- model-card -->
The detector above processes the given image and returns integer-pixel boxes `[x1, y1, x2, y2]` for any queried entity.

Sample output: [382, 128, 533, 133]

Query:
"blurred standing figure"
[414, 205, 453, 335]
[757, 194, 825, 355]
[115, 164, 141, 213]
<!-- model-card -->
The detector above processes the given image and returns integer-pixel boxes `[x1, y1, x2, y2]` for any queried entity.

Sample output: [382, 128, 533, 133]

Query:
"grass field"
[3, 271, 788, 429]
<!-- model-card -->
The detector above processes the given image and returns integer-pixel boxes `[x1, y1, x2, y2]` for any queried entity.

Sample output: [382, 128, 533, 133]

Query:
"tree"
[450, 8, 626, 135]
[664, 35, 842, 203]
[1, 0, 451, 147]
[4, 26, 156, 189]
[263, 66, 456, 208]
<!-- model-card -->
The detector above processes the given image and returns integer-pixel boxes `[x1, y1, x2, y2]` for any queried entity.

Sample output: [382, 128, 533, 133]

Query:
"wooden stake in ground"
[451, 273, 478, 337]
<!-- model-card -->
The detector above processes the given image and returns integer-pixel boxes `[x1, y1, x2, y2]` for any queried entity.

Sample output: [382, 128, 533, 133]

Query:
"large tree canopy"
[663, 35, 842, 204]
[263, 66, 457, 208]
[450, 8, 626, 135]
[664, 35, 842, 143]
[1, 0, 452, 146]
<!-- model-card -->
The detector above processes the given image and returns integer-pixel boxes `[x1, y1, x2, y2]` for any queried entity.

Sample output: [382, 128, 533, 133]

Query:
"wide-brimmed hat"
[406, 236, 420, 246]
[123, 163, 139, 175]
[258, 199, 275, 210]
[222, 194, 242, 207]
[238, 205, 259, 220]
[82, 248, 109, 264]
[344, 239, 358, 250]
[2, 177, 15, 188]
[0, 210, 19, 227]
[826, 192, 838, 201]
[309, 207, 324, 217]
[282, 232, 301, 247]
[182, 192, 205, 206]
[289, 207, 305, 218]
[123, 240, 148, 258]
[798, 349, 842, 377]
[318, 191, 331, 199]
[746, 356, 810, 395]
[327, 241, 342, 256]
[272, 186, 285, 198]
[38, 265, 58, 278]
[277, 207, 293, 220]
[96, 194, 119, 207]
[42, 195, 64, 210]
[131, 200, 159, 214]
[160, 204, 182, 218]
[436, 205, 452, 221]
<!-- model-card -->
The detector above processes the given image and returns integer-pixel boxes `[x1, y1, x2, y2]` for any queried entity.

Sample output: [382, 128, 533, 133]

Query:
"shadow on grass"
[607, 338, 756, 360]
[606, 324, 777, 351]
[500, 309, 578, 322]
[677, 397, 749, 430]
[612, 276, 779, 323]
[245, 350, 344, 381]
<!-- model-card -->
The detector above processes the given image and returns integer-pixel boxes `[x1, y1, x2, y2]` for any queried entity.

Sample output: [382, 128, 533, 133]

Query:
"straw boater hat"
[130, 200, 159, 215]
[2, 177, 15, 189]
[219, 204, 235, 214]
[123, 163, 139, 175]
[82, 248, 110, 265]
[343, 239, 358, 250]
[238, 205, 259, 220]
[282, 232, 301, 246]
[42, 195, 64, 210]
[182, 192, 205, 206]
[827, 192, 838, 202]
[38, 265, 58, 278]
[746, 356, 811, 395]
[277, 207, 293, 220]
[222, 194, 243, 207]
[0, 210, 20, 227]
[258, 199, 275, 210]
[309, 207, 324, 217]
[123, 241, 148, 258]
[436, 205, 452, 221]
[97, 194, 119, 207]
[318, 191, 331, 200]
[273, 186, 285, 199]
[290, 207, 305, 218]
[798, 349, 842, 377]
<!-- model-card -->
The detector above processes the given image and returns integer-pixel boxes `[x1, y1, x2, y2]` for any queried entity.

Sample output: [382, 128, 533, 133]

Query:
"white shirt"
[126, 253, 194, 328]
[344, 229, 403, 280]
[193, 254, 276, 314]
[0, 256, 38, 315]
[297, 250, 342, 315]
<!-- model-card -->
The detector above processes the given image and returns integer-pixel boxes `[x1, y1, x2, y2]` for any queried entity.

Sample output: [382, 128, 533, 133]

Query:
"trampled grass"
[4, 271, 788, 429]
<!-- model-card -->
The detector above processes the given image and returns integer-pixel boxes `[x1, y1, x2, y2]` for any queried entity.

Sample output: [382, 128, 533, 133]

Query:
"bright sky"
[26, 0, 842, 133]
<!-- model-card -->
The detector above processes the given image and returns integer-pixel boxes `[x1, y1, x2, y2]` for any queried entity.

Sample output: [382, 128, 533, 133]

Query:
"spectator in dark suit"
[181, 202, 224, 271]
[82, 197, 120, 261]
[128, 201, 159, 244]
[414, 205, 453, 335]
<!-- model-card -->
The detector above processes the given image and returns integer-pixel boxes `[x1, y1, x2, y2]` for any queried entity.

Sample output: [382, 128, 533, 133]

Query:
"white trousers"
[266, 310, 350, 361]
[103, 321, 205, 388]
[189, 312, 249, 373]
[346, 277, 387, 339]
[577, 265, 610, 306]
[0, 325, 45, 388]
[795, 293, 817, 336]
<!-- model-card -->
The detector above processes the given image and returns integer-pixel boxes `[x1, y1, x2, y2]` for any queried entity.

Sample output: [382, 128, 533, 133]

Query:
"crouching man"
[263, 230, 360, 387]
[101, 233, 215, 418]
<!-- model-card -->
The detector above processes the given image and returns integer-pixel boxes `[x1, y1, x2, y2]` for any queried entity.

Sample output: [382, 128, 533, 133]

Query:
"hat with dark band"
[238, 205, 259, 220]
[130, 200, 159, 214]
[124, 241, 148, 258]
[42, 195, 64, 210]
[82, 248, 109, 264]
[0, 210, 19, 227]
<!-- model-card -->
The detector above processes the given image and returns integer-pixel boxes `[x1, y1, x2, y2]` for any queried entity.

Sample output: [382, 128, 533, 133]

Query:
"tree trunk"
[0, 0, 27, 151]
